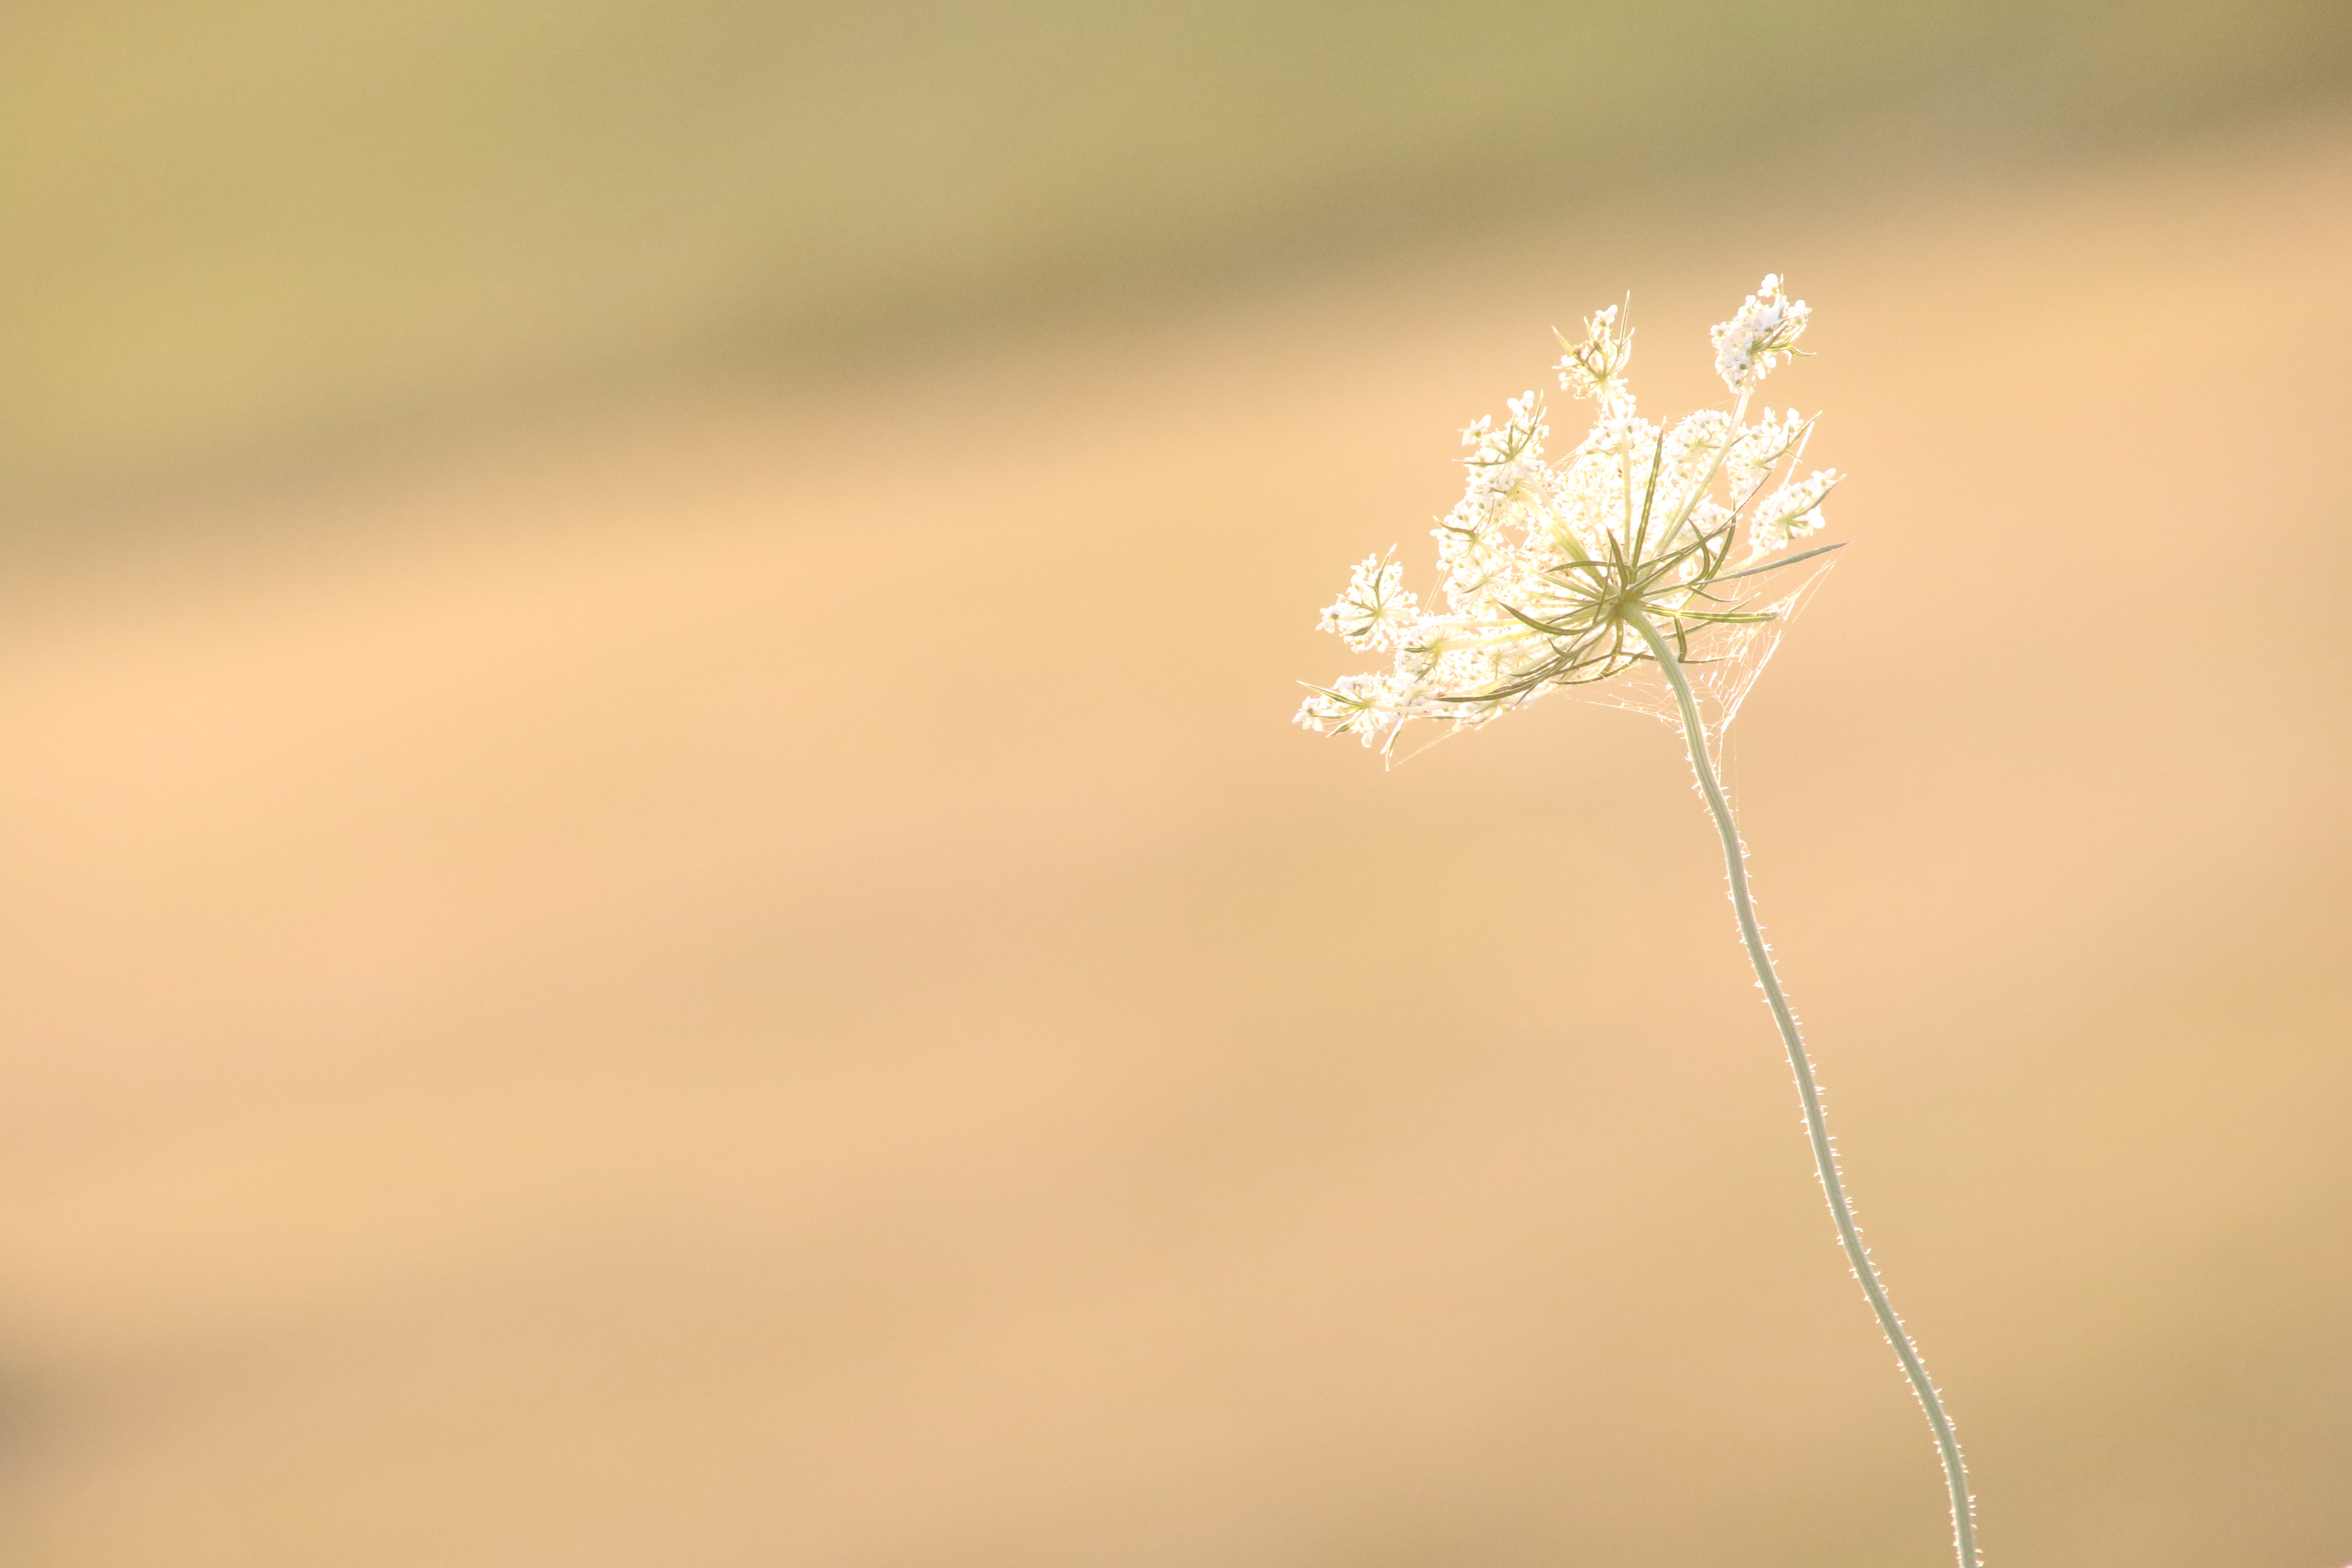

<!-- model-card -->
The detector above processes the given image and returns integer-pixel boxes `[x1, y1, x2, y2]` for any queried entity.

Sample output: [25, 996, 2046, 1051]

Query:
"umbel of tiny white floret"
[1712, 273, 1810, 393]
[1295, 276, 1839, 756]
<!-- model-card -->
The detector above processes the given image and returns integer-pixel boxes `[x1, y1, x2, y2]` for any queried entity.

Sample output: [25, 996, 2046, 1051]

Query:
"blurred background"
[2, 3, 2349, 1565]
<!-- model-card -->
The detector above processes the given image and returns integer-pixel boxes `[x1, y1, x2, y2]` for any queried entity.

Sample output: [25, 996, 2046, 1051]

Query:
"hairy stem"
[1624, 608, 1979, 1568]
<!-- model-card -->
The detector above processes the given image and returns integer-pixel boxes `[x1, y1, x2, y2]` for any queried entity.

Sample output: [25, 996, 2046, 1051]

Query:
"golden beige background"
[2, 6, 2349, 1565]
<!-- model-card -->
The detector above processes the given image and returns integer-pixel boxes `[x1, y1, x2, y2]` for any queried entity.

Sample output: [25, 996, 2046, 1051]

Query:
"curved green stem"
[1624, 608, 1979, 1568]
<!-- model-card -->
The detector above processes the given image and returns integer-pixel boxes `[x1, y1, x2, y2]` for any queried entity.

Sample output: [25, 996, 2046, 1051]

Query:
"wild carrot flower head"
[1296, 277, 1842, 760]
[1711, 273, 1810, 393]
[1317, 552, 1419, 650]
[1556, 302, 1635, 414]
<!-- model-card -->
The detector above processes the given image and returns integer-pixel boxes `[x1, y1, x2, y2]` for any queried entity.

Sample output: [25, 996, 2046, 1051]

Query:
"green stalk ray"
[1624, 607, 1980, 1568]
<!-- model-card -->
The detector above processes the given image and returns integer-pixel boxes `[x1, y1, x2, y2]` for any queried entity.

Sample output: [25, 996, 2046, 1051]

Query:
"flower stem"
[1623, 608, 1979, 1568]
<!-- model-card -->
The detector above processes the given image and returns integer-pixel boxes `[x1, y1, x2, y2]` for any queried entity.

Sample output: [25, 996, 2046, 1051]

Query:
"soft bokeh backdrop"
[1, 5, 2349, 1566]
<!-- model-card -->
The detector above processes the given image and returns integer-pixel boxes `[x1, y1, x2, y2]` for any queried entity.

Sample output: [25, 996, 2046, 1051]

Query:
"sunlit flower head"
[1556, 302, 1635, 415]
[1296, 277, 1842, 757]
[1710, 273, 1810, 393]
[1316, 551, 1419, 651]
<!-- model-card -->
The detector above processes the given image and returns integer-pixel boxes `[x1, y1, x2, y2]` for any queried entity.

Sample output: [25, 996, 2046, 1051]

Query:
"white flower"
[1557, 304, 1635, 416]
[1293, 671, 1404, 747]
[1298, 277, 1843, 759]
[1746, 468, 1840, 559]
[1317, 552, 1419, 651]
[1725, 407, 1813, 502]
[1663, 407, 1734, 479]
[1710, 274, 1810, 393]
[1431, 493, 1516, 610]
[1461, 393, 1553, 505]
